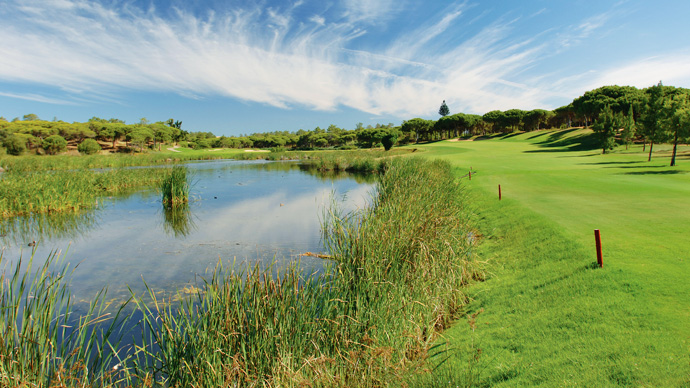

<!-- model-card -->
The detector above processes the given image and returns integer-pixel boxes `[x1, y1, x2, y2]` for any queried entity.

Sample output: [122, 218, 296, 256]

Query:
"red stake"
[498, 184, 502, 200]
[594, 229, 603, 268]
[469, 171, 472, 180]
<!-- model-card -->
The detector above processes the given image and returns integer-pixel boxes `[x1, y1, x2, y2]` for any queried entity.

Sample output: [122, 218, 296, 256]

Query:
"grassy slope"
[415, 130, 690, 386]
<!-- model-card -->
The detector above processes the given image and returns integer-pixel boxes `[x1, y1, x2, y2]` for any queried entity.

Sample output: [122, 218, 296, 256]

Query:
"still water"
[0, 159, 374, 308]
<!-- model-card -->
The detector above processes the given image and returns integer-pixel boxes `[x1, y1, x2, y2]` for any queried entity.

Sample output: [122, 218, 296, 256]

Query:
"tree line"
[1, 82, 688, 162]
[0, 116, 405, 155]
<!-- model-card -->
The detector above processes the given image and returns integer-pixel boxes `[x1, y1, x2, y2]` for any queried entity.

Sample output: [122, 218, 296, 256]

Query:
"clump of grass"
[0, 251, 132, 387]
[160, 166, 189, 206]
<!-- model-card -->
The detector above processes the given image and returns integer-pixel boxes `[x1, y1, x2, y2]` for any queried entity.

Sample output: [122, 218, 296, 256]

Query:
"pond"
[0, 159, 375, 310]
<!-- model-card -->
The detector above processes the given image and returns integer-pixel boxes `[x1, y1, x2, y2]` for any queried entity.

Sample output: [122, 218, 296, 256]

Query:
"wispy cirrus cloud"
[340, 0, 401, 24]
[0, 0, 687, 119]
[0, 91, 78, 105]
[581, 54, 690, 92]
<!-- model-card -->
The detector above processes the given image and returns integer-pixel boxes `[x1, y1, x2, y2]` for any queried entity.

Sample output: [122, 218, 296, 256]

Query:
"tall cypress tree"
[438, 100, 450, 117]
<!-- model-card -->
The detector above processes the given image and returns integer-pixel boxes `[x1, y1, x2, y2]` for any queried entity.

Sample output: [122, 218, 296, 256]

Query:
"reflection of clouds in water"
[0, 168, 375, 305]
[198, 185, 372, 245]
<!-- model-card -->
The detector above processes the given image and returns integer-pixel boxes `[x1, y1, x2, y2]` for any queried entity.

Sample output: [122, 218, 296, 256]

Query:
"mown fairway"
[416, 129, 690, 386]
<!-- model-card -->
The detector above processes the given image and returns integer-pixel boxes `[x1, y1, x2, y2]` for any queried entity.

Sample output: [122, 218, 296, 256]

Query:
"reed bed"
[0, 151, 251, 173]
[0, 168, 164, 217]
[0, 251, 131, 387]
[1, 156, 481, 387]
[0, 148, 416, 173]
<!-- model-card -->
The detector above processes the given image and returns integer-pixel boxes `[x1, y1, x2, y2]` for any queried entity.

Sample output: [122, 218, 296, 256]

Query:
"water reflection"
[0, 159, 375, 308]
[231, 160, 376, 184]
[162, 203, 197, 238]
[0, 211, 100, 247]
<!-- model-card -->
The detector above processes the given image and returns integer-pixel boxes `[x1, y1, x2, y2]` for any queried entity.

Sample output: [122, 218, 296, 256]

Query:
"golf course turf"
[416, 129, 690, 386]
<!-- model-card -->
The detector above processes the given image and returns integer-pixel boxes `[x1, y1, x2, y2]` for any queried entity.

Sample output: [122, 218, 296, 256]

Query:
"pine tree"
[621, 105, 636, 150]
[592, 105, 619, 154]
[438, 100, 450, 117]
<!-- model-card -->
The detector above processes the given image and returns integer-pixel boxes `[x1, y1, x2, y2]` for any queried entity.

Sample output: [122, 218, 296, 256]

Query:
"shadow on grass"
[415, 139, 449, 145]
[624, 170, 687, 175]
[578, 161, 646, 165]
[526, 131, 552, 140]
[499, 132, 525, 140]
[473, 135, 497, 141]
[533, 263, 599, 291]
[604, 165, 666, 169]
[521, 129, 600, 154]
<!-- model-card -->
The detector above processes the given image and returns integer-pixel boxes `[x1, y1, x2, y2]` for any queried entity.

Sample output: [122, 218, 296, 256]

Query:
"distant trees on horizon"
[1, 82, 688, 161]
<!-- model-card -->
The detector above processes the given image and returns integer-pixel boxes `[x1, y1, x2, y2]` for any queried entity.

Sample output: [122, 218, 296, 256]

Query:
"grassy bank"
[0, 168, 165, 217]
[1, 157, 481, 387]
[415, 129, 690, 386]
[0, 148, 248, 172]
[0, 148, 415, 217]
[0, 147, 416, 173]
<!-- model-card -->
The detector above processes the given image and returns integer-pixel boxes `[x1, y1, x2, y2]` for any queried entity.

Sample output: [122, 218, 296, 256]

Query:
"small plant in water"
[161, 166, 189, 206]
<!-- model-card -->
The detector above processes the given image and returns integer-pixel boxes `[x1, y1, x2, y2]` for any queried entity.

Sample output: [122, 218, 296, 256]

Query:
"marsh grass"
[0, 250, 132, 387]
[0, 168, 164, 217]
[160, 166, 189, 206]
[0, 150, 245, 173]
[0, 148, 414, 173]
[0, 148, 410, 219]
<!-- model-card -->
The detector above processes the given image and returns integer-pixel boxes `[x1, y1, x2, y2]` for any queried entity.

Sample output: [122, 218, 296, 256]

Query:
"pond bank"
[1, 156, 483, 387]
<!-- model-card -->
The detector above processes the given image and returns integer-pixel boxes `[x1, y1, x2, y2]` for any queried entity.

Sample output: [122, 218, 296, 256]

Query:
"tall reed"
[0, 251, 132, 387]
[160, 166, 189, 206]
[0, 168, 164, 217]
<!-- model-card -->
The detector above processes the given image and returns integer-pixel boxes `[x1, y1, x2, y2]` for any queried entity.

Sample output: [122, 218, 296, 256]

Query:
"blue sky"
[1, 0, 689, 136]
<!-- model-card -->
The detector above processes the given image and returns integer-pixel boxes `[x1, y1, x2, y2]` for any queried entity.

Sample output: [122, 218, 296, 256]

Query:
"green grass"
[0, 168, 165, 217]
[413, 129, 690, 386]
[0, 147, 417, 173]
[0, 148, 250, 172]
[0, 251, 131, 387]
[160, 166, 190, 206]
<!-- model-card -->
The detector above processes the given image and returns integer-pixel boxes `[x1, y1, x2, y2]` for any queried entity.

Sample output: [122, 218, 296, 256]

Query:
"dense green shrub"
[42, 135, 67, 155]
[191, 139, 211, 149]
[3, 135, 26, 156]
[77, 139, 101, 155]
[381, 131, 399, 151]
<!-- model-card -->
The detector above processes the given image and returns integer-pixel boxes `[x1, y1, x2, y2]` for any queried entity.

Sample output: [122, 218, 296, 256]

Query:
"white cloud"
[310, 14, 326, 26]
[340, 0, 399, 24]
[0, 91, 78, 105]
[581, 54, 690, 92]
[1, 0, 687, 118]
